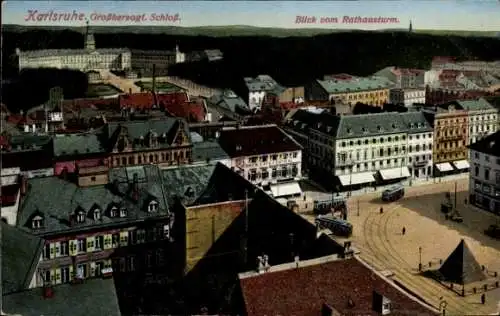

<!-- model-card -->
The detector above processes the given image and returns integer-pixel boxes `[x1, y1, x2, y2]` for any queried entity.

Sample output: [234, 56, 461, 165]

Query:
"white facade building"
[469, 131, 500, 214]
[284, 110, 427, 189]
[218, 125, 303, 198]
[243, 75, 285, 111]
[400, 112, 434, 179]
[457, 98, 500, 145]
[0, 168, 21, 226]
[17, 25, 131, 72]
[389, 89, 426, 106]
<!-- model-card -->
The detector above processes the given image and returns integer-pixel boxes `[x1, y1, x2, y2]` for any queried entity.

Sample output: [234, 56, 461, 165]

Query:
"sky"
[2, 1, 500, 31]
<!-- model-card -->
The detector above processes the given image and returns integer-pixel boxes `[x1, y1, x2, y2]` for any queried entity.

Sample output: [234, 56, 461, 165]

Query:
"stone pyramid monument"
[438, 239, 487, 285]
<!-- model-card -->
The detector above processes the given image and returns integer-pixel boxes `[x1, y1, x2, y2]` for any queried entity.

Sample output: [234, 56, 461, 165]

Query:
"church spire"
[409, 20, 413, 33]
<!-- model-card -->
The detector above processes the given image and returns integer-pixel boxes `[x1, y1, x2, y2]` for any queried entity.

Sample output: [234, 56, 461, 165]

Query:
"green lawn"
[135, 81, 184, 93]
[86, 84, 122, 97]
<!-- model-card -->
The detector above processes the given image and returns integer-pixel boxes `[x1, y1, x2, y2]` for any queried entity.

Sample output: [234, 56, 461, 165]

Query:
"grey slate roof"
[192, 141, 230, 163]
[19, 165, 169, 236]
[208, 90, 250, 113]
[398, 111, 433, 134]
[456, 98, 496, 111]
[244, 75, 284, 93]
[468, 130, 500, 156]
[1, 222, 44, 295]
[9, 134, 52, 152]
[2, 278, 121, 316]
[286, 109, 433, 139]
[53, 132, 106, 157]
[161, 162, 256, 208]
[317, 76, 394, 94]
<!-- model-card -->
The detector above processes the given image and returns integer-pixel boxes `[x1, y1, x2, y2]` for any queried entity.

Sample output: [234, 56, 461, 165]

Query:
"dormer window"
[120, 207, 127, 218]
[236, 145, 242, 151]
[110, 206, 118, 217]
[32, 215, 43, 229]
[76, 211, 85, 223]
[391, 123, 396, 129]
[93, 209, 101, 221]
[377, 125, 382, 131]
[361, 127, 367, 133]
[148, 200, 159, 213]
[347, 128, 352, 134]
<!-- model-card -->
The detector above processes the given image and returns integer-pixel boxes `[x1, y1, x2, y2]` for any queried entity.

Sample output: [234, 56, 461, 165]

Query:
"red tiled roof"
[6, 115, 34, 125]
[218, 125, 302, 157]
[239, 257, 438, 316]
[63, 98, 119, 111]
[119, 93, 155, 110]
[156, 92, 189, 107]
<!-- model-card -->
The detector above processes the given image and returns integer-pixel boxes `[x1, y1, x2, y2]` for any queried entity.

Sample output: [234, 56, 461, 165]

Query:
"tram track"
[356, 197, 485, 315]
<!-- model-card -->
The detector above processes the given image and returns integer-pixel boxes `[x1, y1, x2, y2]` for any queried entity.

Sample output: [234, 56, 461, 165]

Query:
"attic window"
[76, 211, 85, 223]
[361, 127, 367, 133]
[391, 123, 396, 129]
[110, 206, 118, 217]
[236, 145, 242, 151]
[377, 125, 382, 131]
[32, 215, 43, 229]
[148, 200, 159, 213]
[347, 128, 352, 134]
[93, 208, 101, 221]
[120, 207, 127, 218]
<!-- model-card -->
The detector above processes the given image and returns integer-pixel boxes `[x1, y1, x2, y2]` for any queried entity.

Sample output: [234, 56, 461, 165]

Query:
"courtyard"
[135, 81, 184, 93]
[302, 178, 500, 315]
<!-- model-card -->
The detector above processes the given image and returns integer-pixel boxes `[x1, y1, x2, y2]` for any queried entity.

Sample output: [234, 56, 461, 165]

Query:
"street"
[302, 177, 500, 315]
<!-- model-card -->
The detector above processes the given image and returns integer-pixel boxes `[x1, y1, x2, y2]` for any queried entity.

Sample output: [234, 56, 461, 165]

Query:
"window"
[93, 209, 101, 221]
[76, 211, 85, 223]
[128, 256, 136, 271]
[95, 236, 103, 250]
[156, 249, 165, 266]
[91, 176, 96, 182]
[120, 207, 127, 217]
[475, 166, 480, 177]
[112, 234, 120, 247]
[61, 267, 71, 283]
[60, 241, 69, 256]
[485, 169, 490, 181]
[77, 239, 86, 253]
[137, 229, 146, 243]
[485, 155, 490, 162]
[43, 244, 50, 259]
[148, 200, 159, 213]
[272, 155, 278, 160]
[32, 215, 43, 229]
[110, 206, 118, 217]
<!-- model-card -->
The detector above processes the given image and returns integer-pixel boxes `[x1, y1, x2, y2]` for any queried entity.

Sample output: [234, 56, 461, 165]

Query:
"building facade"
[306, 75, 393, 107]
[468, 131, 500, 214]
[16, 164, 173, 288]
[389, 88, 426, 106]
[130, 46, 185, 76]
[423, 104, 470, 175]
[375, 67, 425, 89]
[18, 26, 130, 72]
[457, 98, 500, 145]
[400, 112, 434, 179]
[284, 110, 427, 189]
[217, 125, 303, 198]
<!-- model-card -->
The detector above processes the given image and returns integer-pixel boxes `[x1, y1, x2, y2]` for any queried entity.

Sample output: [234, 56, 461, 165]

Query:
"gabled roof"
[468, 130, 500, 157]
[2, 278, 121, 316]
[239, 256, 438, 316]
[218, 125, 302, 157]
[1, 222, 44, 295]
[19, 165, 169, 236]
[53, 131, 106, 157]
[438, 239, 487, 285]
[284, 109, 340, 137]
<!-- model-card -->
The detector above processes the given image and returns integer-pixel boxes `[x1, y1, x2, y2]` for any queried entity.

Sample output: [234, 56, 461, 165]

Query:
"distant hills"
[3, 24, 500, 38]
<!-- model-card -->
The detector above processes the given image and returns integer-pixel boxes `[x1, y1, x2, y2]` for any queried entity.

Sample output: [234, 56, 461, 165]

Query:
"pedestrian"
[402, 226, 406, 235]
[481, 293, 485, 304]
[380, 207, 384, 214]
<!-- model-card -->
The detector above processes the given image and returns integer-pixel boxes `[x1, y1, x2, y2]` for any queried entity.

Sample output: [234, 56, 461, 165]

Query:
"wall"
[78, 173, 109, 187]
[279, 87, 305, 103]
[433, 112, 469, 164]
[407, 131, 433, 178]
[23, 168, 54, 179]
[1, 190, 20, 226]
[185, 200, 246, 272]
[54, 161, 77, 175]
[468, 110, 499, 145]
[248, 91, 266, 110]
[469, 149, 500, 213]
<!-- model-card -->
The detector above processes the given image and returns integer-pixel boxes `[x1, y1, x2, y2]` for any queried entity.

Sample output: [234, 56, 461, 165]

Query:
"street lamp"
[347, 159, 354, 197]
[418, 246, 422, 271]
[357, 199, 360, 216]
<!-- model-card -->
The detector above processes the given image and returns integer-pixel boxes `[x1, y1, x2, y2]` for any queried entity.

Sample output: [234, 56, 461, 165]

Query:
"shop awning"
[436, 162, 454, 172]
[270, 182, 302, 198]
[338, 172, 375, 186]
[452, 160, 470, 170]
[378, 167, 411, 180]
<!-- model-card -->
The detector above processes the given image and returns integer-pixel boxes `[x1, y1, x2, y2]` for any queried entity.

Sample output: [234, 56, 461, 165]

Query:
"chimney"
[20, 174, 28, 195]
[132, 173, 139, 201]
[69, 213, 75, 226]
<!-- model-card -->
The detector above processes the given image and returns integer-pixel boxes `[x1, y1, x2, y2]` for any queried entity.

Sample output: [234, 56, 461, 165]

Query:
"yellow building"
[306, 75, 394, 106]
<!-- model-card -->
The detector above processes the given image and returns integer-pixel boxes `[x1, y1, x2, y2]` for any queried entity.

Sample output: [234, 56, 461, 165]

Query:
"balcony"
[439, 135, 464, 141]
